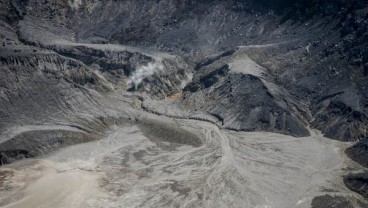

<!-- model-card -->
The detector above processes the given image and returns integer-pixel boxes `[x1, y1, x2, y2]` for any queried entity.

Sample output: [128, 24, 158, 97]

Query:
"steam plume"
[127, 60, 164, 88]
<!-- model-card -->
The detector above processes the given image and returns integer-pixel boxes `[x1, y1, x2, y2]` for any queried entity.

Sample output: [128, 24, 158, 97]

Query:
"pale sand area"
[0, 118, 362, 208]
[0, 160, 104, 208]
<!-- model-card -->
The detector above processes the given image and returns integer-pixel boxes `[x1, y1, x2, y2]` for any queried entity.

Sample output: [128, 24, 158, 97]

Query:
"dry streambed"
[0, 117, 364, 208]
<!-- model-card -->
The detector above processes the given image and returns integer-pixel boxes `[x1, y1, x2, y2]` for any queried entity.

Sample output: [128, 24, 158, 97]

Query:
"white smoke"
[127, 60, 164, 88]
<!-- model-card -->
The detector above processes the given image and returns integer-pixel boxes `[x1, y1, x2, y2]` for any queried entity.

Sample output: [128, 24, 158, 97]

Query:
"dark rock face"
[0, 130, 99, 165]
[311, 194, 363, 208]
[346, 139, 368, 167]
[312, 101, 368, 141]
[182, 53, 310, 136]
[0, 149, 29, 165]
[344, 173, 368, 199]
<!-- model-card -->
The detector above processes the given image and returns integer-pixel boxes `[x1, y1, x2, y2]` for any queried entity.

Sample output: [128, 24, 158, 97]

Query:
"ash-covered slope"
[59, 0, 368, 141]
[0, 0, 367, 160]
[0, 0, 368, 206]
[0, 3, 193, 164]
[182, 47, 310, 136]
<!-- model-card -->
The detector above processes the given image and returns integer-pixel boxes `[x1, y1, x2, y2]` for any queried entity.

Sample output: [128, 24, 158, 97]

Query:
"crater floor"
[0, 113, 362, 208]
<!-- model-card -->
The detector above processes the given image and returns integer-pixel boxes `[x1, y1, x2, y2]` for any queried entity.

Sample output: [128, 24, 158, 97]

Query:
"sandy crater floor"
[0, 117, 361, 208]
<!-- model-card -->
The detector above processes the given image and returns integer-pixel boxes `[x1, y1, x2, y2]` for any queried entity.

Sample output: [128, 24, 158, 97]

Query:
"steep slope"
[0, 0, 367, 170]
[0, 14, 192, 164]
[45, 0, 367, 141]
[182, 48, 310, 136]
[0, 0, 368, 206]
